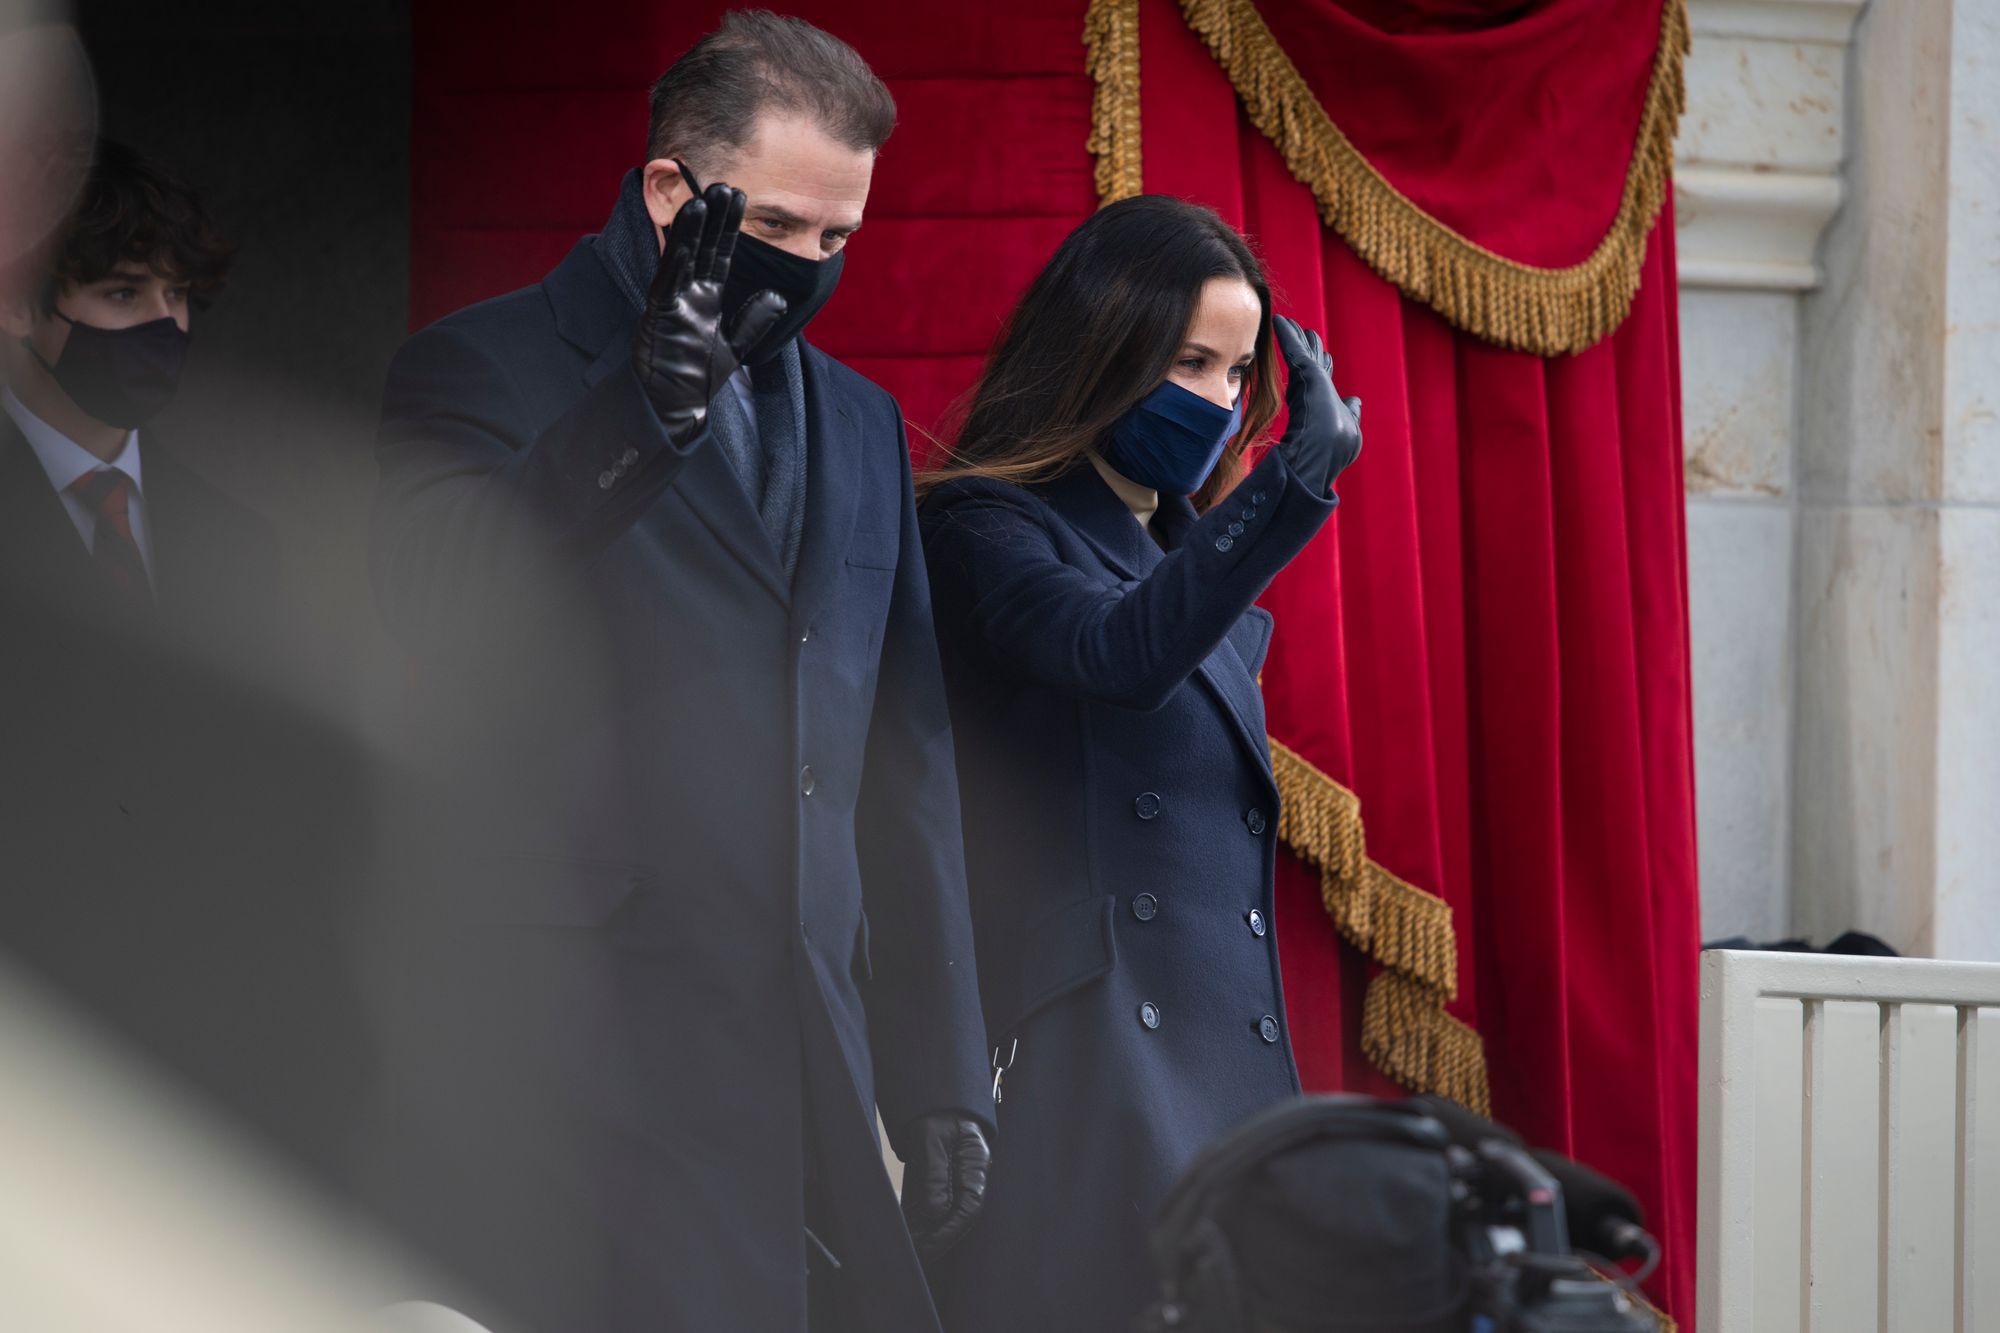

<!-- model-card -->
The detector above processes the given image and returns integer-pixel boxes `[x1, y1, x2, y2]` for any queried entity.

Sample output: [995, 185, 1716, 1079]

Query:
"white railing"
[1698, 949, 2000, 1332]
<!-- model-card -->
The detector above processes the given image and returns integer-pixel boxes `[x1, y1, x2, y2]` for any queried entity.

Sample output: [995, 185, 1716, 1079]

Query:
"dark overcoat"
[916, 446, 1335, 1333]
[364, 236, 990, 1333]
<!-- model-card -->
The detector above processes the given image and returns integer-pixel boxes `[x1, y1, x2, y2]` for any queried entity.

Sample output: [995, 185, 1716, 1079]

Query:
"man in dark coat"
[0, 140, 369, 1183]
[363, 14, 991, 1332]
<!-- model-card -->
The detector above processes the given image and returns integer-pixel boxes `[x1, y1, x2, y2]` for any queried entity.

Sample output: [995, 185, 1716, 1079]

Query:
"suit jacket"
[916, 447, 1335, 1333]
[0, 415, 369, 1183]
[364, 236, 989, 1333]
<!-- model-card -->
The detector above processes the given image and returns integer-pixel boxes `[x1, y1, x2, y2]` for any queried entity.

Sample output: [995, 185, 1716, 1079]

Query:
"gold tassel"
[1088, 0, 1691, 356]
[1361, 970, 1490, 1115]
[1083, 0, 1144, 205]
[1271, 737, 1492, 1114]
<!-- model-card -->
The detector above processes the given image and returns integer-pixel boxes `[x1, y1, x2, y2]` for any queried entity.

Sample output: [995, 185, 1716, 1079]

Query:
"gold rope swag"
[1269, 737, 1490, 1113]
[1084, 0, 1691, 357]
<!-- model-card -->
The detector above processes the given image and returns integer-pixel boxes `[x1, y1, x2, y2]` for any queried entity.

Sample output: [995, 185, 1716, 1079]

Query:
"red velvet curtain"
[411, 0, 1697, 1321]
[1126, 2, 1699, 1320]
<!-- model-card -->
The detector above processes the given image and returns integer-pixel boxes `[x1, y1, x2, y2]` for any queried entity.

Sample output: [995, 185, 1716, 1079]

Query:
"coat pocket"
[845, 528, 900, 571]
[986, 894, 1118, 1038]
[482, 853, 654, 927]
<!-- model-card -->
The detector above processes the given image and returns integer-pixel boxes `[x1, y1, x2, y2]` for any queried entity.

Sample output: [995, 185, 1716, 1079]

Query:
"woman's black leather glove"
[900, 1111, 992, 1262]
[632, 181, 787, 445]
[1272, 315, 1363, 497]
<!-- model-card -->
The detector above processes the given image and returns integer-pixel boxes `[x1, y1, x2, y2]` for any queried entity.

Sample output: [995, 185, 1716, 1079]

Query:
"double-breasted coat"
[364, 233, 990, 1333]
[916, 445, 1337, 1333]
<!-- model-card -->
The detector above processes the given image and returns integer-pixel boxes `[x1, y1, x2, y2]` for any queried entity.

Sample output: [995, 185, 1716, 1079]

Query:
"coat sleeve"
[856, 401, 996, 1147]
[370, 318, 708, 657]
[921, 447, 1336, 711]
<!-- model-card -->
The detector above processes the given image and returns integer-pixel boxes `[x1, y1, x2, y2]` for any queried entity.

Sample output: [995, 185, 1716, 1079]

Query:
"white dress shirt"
[3, 386, 155, 583]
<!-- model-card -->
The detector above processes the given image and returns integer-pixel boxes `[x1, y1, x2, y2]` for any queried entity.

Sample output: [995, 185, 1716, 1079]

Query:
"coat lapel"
[0, 416, 108, 616]
[786, 344, 861, 628]
[1155, 492, 1274, 783]
[1045, 470, 1274, 783]
[547, 238, 790, 601]
[1039, 463, 1163, 584]
[138, 440, 221, 624]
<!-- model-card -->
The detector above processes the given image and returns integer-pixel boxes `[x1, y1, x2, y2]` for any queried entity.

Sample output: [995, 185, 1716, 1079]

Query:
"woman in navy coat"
[916, 196, 1364, 1333]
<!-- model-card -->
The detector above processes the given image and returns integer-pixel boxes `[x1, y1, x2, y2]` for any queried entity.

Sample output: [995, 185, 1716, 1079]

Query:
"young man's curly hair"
[42, 140, 235, 313]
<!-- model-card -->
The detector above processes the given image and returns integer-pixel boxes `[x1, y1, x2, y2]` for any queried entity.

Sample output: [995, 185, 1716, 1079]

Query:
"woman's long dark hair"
[918, 195, 1281, 511]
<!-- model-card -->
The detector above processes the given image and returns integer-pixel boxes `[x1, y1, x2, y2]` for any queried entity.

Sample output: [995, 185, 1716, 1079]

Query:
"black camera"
[1143, 1096, 1660, 1333]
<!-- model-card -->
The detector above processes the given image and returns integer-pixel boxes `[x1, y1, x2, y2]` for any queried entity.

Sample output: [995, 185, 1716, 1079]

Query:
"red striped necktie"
[68, 466, 152, 605]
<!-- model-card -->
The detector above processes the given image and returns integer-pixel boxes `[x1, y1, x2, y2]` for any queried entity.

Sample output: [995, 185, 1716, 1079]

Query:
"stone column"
[1675, 0, 1864, 942]
[1795, 0, 2000, 960]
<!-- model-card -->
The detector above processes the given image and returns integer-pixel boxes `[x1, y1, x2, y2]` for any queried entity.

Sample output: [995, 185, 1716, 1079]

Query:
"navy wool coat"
[364, 236, 990, 1333]
[916, 447, 1336, 1333]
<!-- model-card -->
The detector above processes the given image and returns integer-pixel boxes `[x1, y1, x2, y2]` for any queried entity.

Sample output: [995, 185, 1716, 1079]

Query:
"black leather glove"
[1272, 315, 1363, 497]
[632, 181, 787, 445]
[900, 1111, 991, 1263]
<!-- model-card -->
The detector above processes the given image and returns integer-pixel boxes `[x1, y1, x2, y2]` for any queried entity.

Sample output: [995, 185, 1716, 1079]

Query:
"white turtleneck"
[1087, 450, 1160, 534]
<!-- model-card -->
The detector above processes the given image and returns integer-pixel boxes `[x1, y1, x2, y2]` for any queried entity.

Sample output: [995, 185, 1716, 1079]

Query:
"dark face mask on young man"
[30, 311, 191, 429]
[1100, 378, 1245, 497]
[674, 159, 844, 365]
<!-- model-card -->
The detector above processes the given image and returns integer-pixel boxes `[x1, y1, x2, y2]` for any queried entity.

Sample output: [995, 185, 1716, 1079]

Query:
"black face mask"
[676, 160, 844, 365]
[30, 312, 190, 428]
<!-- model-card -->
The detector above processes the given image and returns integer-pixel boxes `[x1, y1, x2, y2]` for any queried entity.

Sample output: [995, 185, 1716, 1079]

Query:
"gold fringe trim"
[1086, 0, 1691, 356]
[1271, 736, 1491, 1114]
[1631, 1288, 1678, 1333]
[1083, 0, 1144, 205]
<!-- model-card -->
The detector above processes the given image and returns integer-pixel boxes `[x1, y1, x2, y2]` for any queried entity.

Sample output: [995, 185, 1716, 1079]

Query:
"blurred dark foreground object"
[0, 129, 375, 1189]
[0, 6, 96, 293]
[1703, 931, 1898, 957]
[0, 333, 373, 1191]
[1145, 1095, 1662, 1333]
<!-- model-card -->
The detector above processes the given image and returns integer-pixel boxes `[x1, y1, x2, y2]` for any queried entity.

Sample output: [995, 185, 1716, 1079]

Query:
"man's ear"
[640, 158, 691, 234]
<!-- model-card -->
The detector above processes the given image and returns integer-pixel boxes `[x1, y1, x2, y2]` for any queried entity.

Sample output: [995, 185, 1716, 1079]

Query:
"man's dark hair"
[646, 10, 895, 171]
[42, 139, 234, 312]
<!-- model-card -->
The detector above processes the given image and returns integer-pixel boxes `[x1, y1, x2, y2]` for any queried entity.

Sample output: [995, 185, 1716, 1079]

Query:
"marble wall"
[1680, 0, 2000, 959]
[1676, 0, 1862, 943]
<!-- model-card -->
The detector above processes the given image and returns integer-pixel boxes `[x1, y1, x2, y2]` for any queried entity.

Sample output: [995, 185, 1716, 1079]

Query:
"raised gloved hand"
[900, 1111, 992, 1262]
[1272, 315, 1363, 497]
[632, 181, 787, 444]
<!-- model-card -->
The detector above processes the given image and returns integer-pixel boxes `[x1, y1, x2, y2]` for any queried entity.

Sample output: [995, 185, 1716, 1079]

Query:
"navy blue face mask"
[1101, 378, 1244, 496]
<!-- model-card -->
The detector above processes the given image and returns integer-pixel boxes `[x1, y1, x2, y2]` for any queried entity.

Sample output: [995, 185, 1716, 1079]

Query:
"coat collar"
[545, 236, 636, 386]
[1039, 462, 1164, 581]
